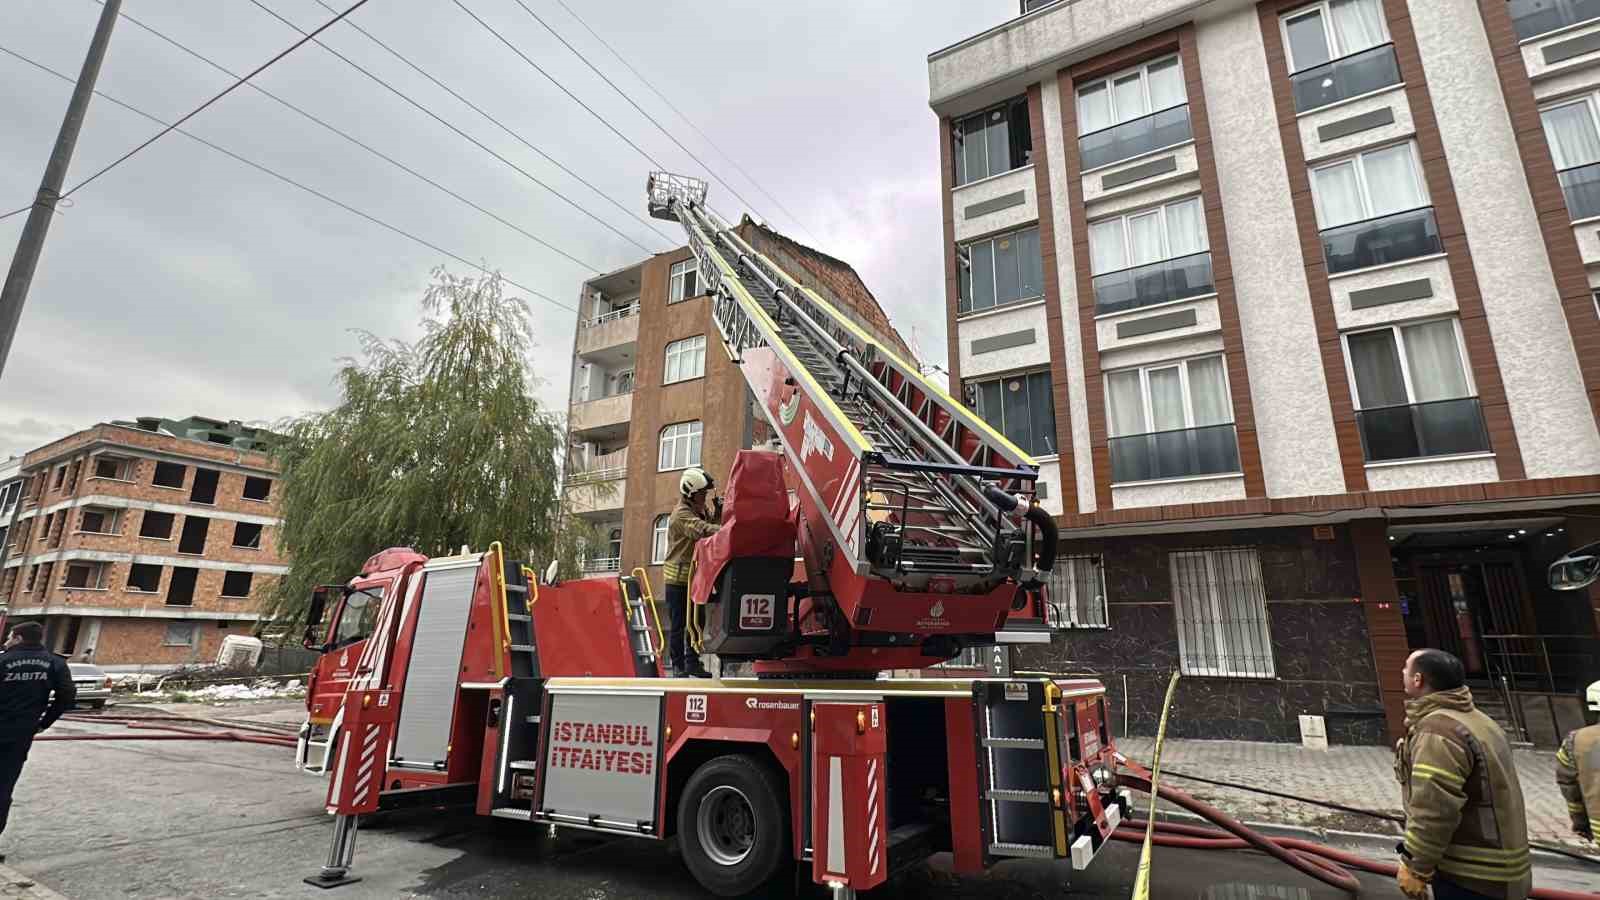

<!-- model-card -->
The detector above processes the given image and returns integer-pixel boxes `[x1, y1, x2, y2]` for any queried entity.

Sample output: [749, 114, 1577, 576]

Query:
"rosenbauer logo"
[745, 697, 800, 711]
[800, 410, 835, 463]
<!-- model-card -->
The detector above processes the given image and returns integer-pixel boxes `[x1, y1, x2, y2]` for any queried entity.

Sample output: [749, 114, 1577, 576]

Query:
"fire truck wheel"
[677, 754, 789, 897]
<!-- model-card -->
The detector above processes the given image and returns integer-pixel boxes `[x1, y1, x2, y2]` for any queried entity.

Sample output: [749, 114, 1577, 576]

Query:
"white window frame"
[1104, 354, 1234, 437]
[1170, 548, 1275, 678]
[1279, 0, 1390, 74]
[1339, 317, 1476, 411]
[663, 335, 707, 385]
[1045, 555, 1109, 630]
[669, 259, 698, 303]
[1308, 140, 1429, 230]
[657, 421, 703, 472]
[1076, 53, 1186, 134]
[651, 514, 670, 565]
[1539, 95, 1600, 172]
[1087, 196, 1207, 275]
[957, 224, 1044, 314]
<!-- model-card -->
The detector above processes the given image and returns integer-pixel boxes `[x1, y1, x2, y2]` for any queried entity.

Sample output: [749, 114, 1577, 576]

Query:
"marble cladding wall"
[1016, 525, 1388, 745]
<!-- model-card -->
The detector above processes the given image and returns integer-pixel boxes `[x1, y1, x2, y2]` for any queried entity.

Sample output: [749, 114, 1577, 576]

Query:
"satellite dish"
[543, 559, 559, 586]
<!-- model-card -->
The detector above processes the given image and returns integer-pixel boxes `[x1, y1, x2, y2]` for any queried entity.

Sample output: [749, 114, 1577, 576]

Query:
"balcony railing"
[1079, 104, 1192, 172]
[1291, 43, 1401, 113]
[1509, 0, 1600, 40]
[1355, 396, 1490, 462]
[582, 556, 622, 574]
[582, 305, 638, 328]
[567, 448, 628, 486]
[1557, 161, 1600, 220]
[1320, 206, 1441, 275]
[1109, 422, 1240, 483]
[1092, 251, 1213, 316]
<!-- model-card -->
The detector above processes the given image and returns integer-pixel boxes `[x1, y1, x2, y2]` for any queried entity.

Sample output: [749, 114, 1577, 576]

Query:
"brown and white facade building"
[930, 0, 1600, 745]
[0, 418, 284, 671]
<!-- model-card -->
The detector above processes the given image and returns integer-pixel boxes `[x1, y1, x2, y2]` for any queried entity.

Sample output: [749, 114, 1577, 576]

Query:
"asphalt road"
[3, 702, 1592, 899]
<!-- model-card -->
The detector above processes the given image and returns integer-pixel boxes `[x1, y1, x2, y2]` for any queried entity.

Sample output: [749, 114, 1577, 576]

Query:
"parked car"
[69, 663, 113, 709]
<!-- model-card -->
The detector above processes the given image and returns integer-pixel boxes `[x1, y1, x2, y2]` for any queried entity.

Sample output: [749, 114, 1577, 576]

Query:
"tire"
[676, 754, 790, 898]
[87, 700, 106, 710]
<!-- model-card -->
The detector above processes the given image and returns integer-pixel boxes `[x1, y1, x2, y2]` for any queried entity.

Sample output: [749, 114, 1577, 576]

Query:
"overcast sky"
[0, 0, 1001, 458]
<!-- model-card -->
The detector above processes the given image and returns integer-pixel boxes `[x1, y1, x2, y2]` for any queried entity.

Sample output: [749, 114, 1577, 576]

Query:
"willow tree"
[268, 268, 599, 630]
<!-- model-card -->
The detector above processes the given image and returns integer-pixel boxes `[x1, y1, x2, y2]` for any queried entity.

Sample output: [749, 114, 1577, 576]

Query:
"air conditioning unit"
[215, 635, 263, 670]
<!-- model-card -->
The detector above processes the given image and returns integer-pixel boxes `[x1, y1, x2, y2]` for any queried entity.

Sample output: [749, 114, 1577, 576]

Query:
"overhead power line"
[246, 0, 660, 262]
[58, 0, 373, 202]
[102, 3, 610, 274]
[306, 0, 678, 249]
[550, 0, 823, 246]
[0, 45, 576, 313]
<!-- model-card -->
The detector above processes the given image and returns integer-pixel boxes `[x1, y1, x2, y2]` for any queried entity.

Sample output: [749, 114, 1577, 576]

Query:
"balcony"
[569, 392, 632, 437]
[1092, 251, 1213, 316]
[1510, 0, 1600, 40]
[582, 557, 622, 575]
[1356, 397, 1490, 463]
[1321, 207, 1441, 275]
[1079, 104, 1192, 172]
[1291, 44, 1401, 114]
[565, 449, 627, 517]
[575, 305, 639, 356]
[1109, 422, 1241, 483]
[1558, 161, 1600, 221]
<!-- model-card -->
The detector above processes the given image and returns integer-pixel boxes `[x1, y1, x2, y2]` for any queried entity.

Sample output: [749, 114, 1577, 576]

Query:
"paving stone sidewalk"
[1115, 736, 1596, 854]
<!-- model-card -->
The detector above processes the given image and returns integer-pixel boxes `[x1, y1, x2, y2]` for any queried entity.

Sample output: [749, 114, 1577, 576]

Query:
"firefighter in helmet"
[663, 467, 721, 678]
[1556, 680, 1600, 846]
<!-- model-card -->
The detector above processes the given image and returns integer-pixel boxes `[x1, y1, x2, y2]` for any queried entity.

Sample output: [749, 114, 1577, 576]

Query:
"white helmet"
[1588, 680, 1600, 714]
[679, 467, 714, 498]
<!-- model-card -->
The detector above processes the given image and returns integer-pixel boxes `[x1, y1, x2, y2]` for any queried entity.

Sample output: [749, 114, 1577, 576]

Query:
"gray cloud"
[0, 0, 1000, 457]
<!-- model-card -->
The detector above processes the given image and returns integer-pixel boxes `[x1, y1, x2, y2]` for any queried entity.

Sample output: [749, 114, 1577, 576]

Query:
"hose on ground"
[45, 715, 296, 747]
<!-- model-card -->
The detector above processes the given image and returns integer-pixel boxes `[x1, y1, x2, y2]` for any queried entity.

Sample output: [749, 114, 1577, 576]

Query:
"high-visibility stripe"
[1412, 763, 1464, 785]
[1570, 801, 1589, 812]
[1443, 844, 1530, 864]
[1557, 746, 1574, 766]
[1404, 831, 1445, 855]
[1437, 859, 1533, 881]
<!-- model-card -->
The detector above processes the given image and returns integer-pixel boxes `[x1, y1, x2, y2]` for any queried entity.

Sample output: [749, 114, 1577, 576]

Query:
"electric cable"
[0, 45, 575, 313]
[104, 3, 617, 272]
[244, 0, 654, 265]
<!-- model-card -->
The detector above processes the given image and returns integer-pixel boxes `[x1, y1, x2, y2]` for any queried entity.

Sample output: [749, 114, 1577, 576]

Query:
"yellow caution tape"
[1132, 671, 1181, 900]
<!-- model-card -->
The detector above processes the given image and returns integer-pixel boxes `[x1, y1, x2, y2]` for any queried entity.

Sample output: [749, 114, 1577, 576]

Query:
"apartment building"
[0, 416, 284, 671]
[929, 0, 1600, 745]
[564, 217, 914, 587]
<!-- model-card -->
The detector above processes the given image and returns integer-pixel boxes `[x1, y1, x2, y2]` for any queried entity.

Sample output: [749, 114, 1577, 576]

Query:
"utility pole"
[0, 0, 122, 381]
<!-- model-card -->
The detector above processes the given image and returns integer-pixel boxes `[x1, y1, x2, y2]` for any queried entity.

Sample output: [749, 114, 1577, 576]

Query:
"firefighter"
[1394, 648, 1530, 900]
[1556, 680, 1600, 845]
[664, 467, 722, 678]
[0, 621, 74, 857]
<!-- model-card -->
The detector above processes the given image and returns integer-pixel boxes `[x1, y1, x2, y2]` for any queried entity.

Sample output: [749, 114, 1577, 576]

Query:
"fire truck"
[294, 174, 1126, 898]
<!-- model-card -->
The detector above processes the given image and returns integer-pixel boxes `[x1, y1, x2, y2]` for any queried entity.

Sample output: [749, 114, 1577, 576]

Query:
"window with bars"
[1169, 547, 1275, 678]
[1044, 555, 1108, 630]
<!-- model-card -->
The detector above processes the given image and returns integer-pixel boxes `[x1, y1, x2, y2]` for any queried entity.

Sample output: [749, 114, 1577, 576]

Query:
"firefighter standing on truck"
[664, 467, 721, 678]
[1393, 648, 1530, 900]
[0, 621, 74, 858]
[1556, 680, 1600, 845]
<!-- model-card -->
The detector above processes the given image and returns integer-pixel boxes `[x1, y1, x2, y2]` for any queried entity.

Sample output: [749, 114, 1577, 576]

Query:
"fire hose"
[43, 714, 297, 748]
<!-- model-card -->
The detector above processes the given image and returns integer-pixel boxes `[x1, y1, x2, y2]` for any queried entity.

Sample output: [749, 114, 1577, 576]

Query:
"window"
[1170, 548, 1275, 678]
[233, 521, 264, 549]
[140, 511, 176, 539]
[1077, 55, 1186, 136]
[167, 567, 199, 606]
[1311, 143, 1426, 229]
[1088, 196, 1207, 278]
[663, 335, 707, 384]
[658, 421, 703, 471]
[1512, 0, 1600, 40]
[178, 516, 210, 555]
[1282, 0, 1387, 72]
[952, 95, 1032, 186]
[79, 507, 119, 535]
[1345, 318, 1488, 461]
[669, 259, 699, 303]
[92, 455, 133, 481]
[1105, 355, 1240, 482]
[152, 461, 186, 489]
[242, 476, 272, 501]
[37, 513, 52, 543]
[190, 468, 220, 505]
[127, 564, 162, 593]
[221, 571, 254, 598]
[652, 514, 670, 564]
[51, 466, 65, 489]
[1045, 555, 1108, 629]
[63, 562, 107, 590]
[957, 225, 1044, 315]
[1022, 0, 1059, 12]
[1540, 97, 1600, 220]
[163, 622, 198, 647]
[966, 370, 1058, 457]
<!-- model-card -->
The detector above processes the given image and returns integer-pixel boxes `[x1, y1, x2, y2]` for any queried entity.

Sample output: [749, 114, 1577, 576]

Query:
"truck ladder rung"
[507, 760, 539, 771]
[987, 789, 1049, 803]
[989, 842, 1054, 859]
[507, 613, 530, 622]
[510, 644, 536, 653]
[491, 808, 533, 821]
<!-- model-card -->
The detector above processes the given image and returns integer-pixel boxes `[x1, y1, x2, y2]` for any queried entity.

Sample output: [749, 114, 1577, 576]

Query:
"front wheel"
[676, 754, 789, 897]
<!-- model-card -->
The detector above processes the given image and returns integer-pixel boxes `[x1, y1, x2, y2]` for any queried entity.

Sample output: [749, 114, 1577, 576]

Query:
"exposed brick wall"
[82, 617, 254, 668]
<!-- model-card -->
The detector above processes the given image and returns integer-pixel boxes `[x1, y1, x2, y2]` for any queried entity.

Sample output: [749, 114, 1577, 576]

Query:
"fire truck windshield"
[331, 587, 381, 649]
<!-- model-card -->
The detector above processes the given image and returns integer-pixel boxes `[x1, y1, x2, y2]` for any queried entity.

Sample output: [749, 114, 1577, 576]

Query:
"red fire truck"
[294, 175, 1126, 897]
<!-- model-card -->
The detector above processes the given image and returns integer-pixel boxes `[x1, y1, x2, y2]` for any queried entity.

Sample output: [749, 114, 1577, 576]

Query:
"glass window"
[1345, 319, 1472, 409]
[965, 370, 1058, 457]
[669, 259, 698, 303]
[663, 335, 707, 384]
[1281, 0, 1388, 73]
[651, 514, 670, 564]
[1077, 55, 1187, 135]
[1104, 355, 1234, 437]
[658, 421, 703, 471]
[1045, 555, 1108, 630]
[163, 622, 198, 648]
[1310, 142, 1427, 228]
[1541, 98, 1600, 171]
[1087, 196, 1207, 275]
[1511, 0, 1600, 41]
[1171, 548, 1275, 678]
[952, 96, 1032, 186]
[957, 226, 1043, 314]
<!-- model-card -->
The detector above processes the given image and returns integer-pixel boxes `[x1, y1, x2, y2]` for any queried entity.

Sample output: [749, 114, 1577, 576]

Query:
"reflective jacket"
[663, 497, 720, 587]
[0, 642, 75, 741]
[1394, 687, 1530, 899]
[1556, 724, 1599, 842]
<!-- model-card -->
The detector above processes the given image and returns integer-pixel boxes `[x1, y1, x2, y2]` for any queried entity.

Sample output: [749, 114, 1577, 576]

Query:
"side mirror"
[1549, 540, 1600, 591]
[303, 585, 340, 650]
